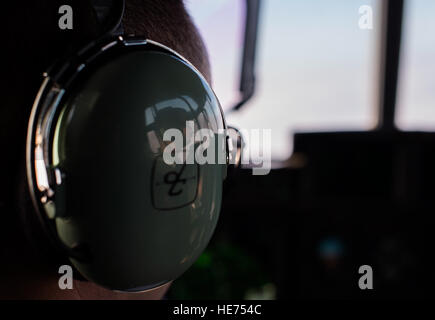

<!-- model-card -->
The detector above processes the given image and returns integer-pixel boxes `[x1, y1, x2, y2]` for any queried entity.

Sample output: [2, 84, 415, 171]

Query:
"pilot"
[0, 0, 212, 299]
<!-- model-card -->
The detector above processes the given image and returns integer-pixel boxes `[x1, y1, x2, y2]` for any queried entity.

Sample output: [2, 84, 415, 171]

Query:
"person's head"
[0, 0, 212, 299]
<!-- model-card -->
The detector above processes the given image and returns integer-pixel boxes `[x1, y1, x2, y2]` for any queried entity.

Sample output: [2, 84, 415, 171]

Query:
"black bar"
[378, 0, 404, 131]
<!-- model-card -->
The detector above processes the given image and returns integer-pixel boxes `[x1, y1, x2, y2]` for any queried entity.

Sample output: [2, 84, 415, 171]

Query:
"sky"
[185, 0, 435, 160]
[396, 0, 435, 131]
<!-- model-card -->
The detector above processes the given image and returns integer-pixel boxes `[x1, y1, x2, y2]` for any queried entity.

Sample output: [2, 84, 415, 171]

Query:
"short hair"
[124, 0, 211, 82]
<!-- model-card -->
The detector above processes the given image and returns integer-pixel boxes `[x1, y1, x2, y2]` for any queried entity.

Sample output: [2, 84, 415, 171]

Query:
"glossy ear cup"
[27, 37, 227, 291]
[15, 159, 89, 282]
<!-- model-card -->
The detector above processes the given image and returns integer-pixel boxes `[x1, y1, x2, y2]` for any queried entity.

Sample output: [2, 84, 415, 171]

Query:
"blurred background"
[167, 0, 435, 299]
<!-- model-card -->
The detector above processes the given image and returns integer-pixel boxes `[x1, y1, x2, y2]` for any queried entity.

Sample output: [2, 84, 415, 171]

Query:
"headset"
[25, 0, 230, 292]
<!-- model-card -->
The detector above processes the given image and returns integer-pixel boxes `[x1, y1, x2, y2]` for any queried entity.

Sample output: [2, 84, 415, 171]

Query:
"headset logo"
[152, 157, 199, 210]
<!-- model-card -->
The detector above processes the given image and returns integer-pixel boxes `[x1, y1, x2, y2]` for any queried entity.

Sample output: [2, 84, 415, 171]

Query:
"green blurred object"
[168, 242, 272, 300]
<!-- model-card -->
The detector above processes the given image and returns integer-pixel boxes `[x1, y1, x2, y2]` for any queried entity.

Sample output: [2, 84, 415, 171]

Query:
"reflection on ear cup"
[14, 158, 88, 281]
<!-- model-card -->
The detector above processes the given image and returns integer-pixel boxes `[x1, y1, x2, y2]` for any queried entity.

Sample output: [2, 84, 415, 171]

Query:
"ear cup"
[15, 157, 88, 282]
[26, 37, 227, 292]
[16, 157, 58, 262]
